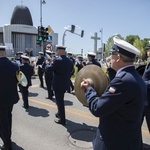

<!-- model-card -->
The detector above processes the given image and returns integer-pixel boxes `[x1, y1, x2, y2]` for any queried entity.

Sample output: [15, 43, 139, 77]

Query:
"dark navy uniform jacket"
[86, 59, 101, 67]
[36, 56, 45, 73]
[142, 62, 150, 107]
[0, 57, 19, 108]
[51, 55, 73, 91]
[19, 63, 34, 86]
[85, 66, 146, 150]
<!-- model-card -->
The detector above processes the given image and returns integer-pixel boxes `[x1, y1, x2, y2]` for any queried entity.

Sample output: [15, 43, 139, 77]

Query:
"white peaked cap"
[113, 36, 140, 56]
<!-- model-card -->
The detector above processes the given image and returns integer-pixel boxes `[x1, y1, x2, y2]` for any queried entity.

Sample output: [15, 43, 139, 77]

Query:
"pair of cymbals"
[74, 65, 109, 107]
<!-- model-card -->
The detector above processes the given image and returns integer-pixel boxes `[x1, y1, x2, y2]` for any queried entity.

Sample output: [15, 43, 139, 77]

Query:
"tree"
[105, 34, 124, 57]
[125, 35, 140, 45]
[133, 38, 144, 59]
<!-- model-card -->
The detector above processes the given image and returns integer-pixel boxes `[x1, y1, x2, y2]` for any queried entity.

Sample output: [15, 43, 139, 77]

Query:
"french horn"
[16, 71, 28, 87]
[74, 65, 109, 107]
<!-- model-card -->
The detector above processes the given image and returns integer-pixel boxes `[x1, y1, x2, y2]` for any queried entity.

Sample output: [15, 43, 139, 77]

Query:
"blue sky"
[0, 0, 149, 54]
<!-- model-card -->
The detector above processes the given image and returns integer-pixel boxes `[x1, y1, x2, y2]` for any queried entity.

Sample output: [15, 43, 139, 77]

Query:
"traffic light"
[43, 27, 49, 42]
[70, 25, 75, 33]
[37, 26, 49, 43]
[81, 30, 84, 37]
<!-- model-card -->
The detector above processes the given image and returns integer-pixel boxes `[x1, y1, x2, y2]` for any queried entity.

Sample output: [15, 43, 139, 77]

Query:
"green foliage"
[105, 34, 124, 57]
[105, 34, 150, 61]
[125, 35, 140, 45]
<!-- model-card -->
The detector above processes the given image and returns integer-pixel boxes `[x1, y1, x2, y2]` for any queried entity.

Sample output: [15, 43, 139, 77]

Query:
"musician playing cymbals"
[81, 36, 146, 150]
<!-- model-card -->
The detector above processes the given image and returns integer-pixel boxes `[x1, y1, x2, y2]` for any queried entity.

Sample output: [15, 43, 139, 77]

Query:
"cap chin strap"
[113, 44, 135, 58]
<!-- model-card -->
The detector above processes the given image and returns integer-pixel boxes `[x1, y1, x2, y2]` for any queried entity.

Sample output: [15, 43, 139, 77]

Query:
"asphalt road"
[0, 76, 150, 150]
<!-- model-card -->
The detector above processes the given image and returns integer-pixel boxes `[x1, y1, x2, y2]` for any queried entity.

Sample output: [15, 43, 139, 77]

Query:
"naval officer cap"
[39, 51, 44, 55]
[46, 50, 52, 54]
[17, 51, 23, 54]
[21, 55, 30, 60]
[0, 46, 6, 51]
[88, 52, 96, 57]
[56, 45, 66, 50]
[67, 52, 73, 55]
[110, 36, 140, 58]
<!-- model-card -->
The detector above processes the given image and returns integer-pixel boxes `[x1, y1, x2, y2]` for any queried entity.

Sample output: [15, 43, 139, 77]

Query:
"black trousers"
[142, 106, 150, 132]
[45, 77, 53, 98]
[55, 90, 66, 122]
[0, 106, 13, 148]
[20, 85, 29, 107]
[38, 70, 44, 87]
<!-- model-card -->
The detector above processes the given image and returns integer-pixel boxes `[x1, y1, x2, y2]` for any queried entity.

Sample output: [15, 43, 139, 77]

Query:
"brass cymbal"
[74, 65, 109, 107]
[16, 71, 28, 87]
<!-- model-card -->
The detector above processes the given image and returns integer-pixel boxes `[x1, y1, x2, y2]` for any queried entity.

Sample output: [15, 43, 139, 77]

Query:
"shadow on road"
[25, 106, 49, 117]
[64, 99, 73, 106]
[65, 120, 97, 142]
[29, 92, 39, 97]
[51, 98, 73, 106]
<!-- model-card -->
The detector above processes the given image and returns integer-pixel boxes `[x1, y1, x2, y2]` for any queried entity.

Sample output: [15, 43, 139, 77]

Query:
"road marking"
[28, 97, 150, 138]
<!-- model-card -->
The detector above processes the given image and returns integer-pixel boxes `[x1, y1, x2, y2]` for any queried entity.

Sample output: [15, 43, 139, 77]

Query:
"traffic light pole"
[62, 29, 69, 46]
[62, 25, 84, 46]
[40, 0, 46, 52]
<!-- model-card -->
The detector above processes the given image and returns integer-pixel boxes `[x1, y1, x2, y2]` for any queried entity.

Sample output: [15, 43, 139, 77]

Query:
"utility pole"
[40, 0, 46, 51]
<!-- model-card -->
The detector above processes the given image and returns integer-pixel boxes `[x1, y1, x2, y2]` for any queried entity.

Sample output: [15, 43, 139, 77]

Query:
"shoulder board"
[116, 71, 126, 78]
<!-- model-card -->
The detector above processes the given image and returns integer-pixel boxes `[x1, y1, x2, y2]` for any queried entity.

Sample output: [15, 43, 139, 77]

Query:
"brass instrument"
[16, 71, 28, 87]
[74, 65, 109, 106]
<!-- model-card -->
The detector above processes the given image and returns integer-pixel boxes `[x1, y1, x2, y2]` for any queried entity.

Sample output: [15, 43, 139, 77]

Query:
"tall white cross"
[91, 32, 100, 53]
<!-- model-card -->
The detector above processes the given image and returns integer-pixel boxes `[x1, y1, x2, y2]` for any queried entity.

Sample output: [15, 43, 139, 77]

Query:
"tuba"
[74, 65, 109, 107]
[16, 71, 28, 87]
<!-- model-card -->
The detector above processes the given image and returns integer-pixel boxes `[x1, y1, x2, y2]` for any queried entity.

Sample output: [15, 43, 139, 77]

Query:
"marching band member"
[43, 50, 54, 99]
[19, 55, 34, 109]
[0, 46, 19, 150]
[75, 55, 86, 72]
[81, 36, 146, 150]
[49, 45, 74, 125]
[142, 45, 150, 133]
[36, 52, 45, 88]
[15, 51, 23, 65]
[86, 52, 101, 67]
[67, 52, 75, 93]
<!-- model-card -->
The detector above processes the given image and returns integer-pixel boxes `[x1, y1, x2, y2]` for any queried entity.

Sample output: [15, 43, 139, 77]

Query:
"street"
[1, 76, 150, 150]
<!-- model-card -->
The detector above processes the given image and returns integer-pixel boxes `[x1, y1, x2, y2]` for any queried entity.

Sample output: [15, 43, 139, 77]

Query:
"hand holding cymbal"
[81, 78, 94, 91]
[75, 65, 109, 106]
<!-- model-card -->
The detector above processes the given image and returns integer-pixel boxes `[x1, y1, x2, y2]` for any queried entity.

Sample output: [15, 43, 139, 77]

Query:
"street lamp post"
[40, 0, 46, 51]
[40, 0, 46, 26]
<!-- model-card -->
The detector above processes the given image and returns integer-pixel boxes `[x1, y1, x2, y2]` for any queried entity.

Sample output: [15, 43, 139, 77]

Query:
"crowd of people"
[0, 35, 150, 150]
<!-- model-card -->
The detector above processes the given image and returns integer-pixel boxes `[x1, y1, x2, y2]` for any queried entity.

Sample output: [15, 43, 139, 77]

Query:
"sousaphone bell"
[74, 65, 109, 107]
[16, 71, 28, 87]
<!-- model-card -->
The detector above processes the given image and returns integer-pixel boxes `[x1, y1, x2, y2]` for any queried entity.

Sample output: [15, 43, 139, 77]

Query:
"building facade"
[0, 5, 58, 56]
